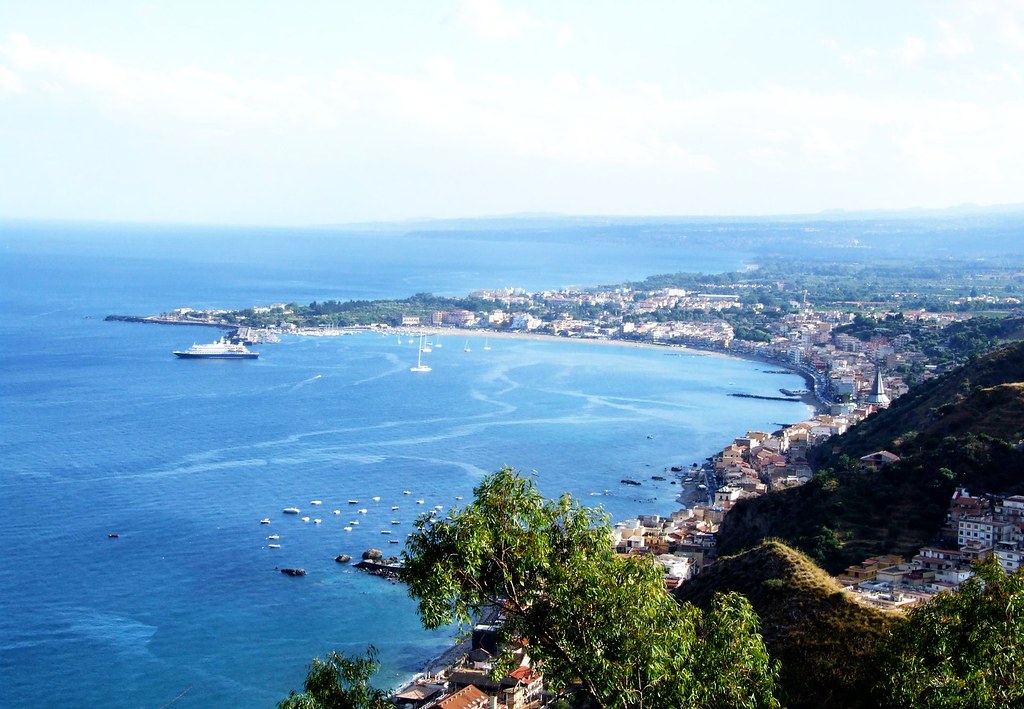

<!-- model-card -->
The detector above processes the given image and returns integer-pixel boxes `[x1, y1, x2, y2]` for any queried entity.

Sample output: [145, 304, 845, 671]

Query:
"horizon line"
[3, 201, 1024, 232]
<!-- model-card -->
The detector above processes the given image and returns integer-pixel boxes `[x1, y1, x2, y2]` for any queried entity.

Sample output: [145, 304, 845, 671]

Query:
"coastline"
[105, 312, 826, 415]
[395, 327, 829, 415]
[376, 328, 826, 694]
[109, 313, 827, 696]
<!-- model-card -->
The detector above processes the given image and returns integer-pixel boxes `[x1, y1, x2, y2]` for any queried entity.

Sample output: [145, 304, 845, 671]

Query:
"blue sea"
[0, 221, 813, 707]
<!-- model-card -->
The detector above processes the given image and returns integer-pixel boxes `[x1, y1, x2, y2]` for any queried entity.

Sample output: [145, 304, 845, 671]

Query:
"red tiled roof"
[436, 684, 490, 709]
[507, 665, 541, 683]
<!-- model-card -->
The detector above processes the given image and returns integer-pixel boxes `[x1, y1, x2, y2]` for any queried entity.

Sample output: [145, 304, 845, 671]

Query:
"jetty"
[729, 392, 802, 402]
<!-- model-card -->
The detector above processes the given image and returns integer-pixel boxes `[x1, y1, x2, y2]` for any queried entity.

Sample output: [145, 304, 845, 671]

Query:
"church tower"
[865, 367, 890, 408]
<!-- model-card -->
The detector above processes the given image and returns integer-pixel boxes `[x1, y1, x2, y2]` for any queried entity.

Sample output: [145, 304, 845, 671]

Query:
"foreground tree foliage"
[874, 557, 1024, 708]
[278, 647, 389, 709]
[400, 467, 780, 709]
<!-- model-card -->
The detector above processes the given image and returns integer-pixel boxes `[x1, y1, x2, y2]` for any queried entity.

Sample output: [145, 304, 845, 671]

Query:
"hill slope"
[819, 339, 1024, 462]
[675, 540, 900, 709]
[716, 341, 1024, 571]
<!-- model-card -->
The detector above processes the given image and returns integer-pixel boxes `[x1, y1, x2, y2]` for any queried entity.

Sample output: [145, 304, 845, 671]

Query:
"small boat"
[313, 519, 322, 524]
[349, 520, 359, 525]
[301, 516, 310, 522]
[260, 518, 271, 524]
[391, 506, 400, 510]
[434, 505, 444, 510]
[380, 530, 392, 535]
[267, 534, 280, 540]
[348, 500, 359, 504]
[411, 335, 432, 372]
[391, 520, 401, 525]
[343, 526, 353, 532]
[283, 507, 300, 514]
[403, 490, 412, 495]
[455, 496, 463, 500]
[416, 500, 424, 504]
[310, 500, 322, 505]
[333, 510, 341, 515]
[371, 496, 381, 502]
[389, 539, 400, 544]
[107, 533, 119, 539]
[268, 544, 281, 549]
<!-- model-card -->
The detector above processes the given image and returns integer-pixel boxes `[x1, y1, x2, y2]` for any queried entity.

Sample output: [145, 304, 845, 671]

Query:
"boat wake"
[290, 374, 323, 390]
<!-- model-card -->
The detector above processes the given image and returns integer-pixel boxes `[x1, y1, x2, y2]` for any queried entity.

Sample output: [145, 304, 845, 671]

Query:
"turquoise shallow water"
[0, 224, 811, 707]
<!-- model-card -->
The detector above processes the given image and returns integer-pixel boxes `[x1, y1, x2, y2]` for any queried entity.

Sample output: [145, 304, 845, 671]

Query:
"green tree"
[400, 467, 780, 709]
[874, 557, 1024, 708]
[278, 647, 390, 709]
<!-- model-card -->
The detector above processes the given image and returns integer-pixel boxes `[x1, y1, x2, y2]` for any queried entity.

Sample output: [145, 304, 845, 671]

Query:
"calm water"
[0, 222, 812, 707]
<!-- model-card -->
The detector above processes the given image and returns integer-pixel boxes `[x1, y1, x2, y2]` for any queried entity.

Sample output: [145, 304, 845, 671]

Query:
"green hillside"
[821, 339, 1024, 461]
[675, 540, 900, 709]
[716, 341, 1024, 572]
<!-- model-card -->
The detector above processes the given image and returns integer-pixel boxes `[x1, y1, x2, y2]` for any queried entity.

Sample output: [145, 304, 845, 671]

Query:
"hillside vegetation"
[675, 540, 900, 709]
[716, 342, 1024, 571]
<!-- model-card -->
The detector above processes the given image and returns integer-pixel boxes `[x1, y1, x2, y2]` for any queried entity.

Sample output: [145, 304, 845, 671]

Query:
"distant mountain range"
[323, 201, 1024, 231]
[321, 206, 1024, 263]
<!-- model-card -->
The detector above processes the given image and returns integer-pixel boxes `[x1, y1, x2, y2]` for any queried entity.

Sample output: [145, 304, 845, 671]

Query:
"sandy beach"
[383, 326, 827, 413]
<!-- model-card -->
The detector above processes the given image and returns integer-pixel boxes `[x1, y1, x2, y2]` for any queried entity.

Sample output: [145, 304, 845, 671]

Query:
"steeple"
[865, 367, 890, 408]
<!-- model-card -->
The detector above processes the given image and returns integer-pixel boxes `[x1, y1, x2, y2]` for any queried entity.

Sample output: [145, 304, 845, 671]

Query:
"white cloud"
[896, 36, 928, 64]
[935, 20, 974, 57]
[554, 24, 574, 49]
[1003, 19, 1024, 49]
[3, 30, 1024, 220]
[0, 64, 21, 92]
[450, 0, 573, 48]
[452, 0, 526, 41]
[0, 33, 333, 125]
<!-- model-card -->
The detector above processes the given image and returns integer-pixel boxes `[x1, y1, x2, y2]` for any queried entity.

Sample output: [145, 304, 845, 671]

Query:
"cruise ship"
[173, 338, 259, 359]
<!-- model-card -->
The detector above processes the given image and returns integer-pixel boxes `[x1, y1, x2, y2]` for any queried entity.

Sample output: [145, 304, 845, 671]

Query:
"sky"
[1, 0, 1023, 225]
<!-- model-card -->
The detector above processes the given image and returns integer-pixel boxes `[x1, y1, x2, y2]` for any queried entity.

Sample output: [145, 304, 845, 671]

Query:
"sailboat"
[483, 337, 491, 351]
[464, 339, 471, 352]
[411, 335, 431, 372]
